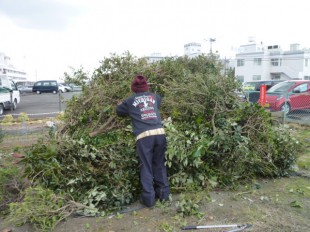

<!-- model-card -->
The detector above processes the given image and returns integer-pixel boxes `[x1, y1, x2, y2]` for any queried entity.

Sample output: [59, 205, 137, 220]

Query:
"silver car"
[18, 85, 33, 94]
[58, 83, 73, 93]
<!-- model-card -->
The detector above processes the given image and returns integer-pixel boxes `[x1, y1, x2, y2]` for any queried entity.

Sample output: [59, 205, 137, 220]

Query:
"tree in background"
[62, 66, 89, 86]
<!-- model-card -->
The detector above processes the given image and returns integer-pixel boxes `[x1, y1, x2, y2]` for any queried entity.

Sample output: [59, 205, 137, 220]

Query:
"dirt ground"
[1, 175, 309, 232]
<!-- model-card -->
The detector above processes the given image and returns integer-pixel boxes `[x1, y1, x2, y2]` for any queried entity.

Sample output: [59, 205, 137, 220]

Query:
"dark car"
[32, 80, 59, 94]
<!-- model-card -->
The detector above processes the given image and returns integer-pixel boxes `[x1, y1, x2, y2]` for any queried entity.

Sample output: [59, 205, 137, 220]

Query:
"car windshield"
[267, 82, 296, 93]
[243, 82, 259, 91]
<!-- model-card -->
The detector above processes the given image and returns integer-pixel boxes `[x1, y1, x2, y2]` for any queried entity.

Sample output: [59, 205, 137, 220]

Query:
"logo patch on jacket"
[132, 95, 157, 120]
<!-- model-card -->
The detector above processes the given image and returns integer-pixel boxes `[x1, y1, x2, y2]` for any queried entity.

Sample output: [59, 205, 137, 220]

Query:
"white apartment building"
[184, 42, 202, 58]
[235, 43, 310, 82]
[0, 52, 27, 81]
[145, 53, 178, 63]
[146, 53, 165, 63]
[146, 42, 202, 63]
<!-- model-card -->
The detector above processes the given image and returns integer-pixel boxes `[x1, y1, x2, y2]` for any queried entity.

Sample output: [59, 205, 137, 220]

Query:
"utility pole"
[224, 56, 227, 76]
[204, 38, 216, 54]
[209, 38, 216, 53]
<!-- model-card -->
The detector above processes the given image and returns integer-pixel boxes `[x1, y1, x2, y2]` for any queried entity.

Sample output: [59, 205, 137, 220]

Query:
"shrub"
[2, 114, 14, 124]
[17, 112, 29, 122]
[0, 157, 28, 215]
[55, 112, 65, 121]
[7, 187, 75, 232]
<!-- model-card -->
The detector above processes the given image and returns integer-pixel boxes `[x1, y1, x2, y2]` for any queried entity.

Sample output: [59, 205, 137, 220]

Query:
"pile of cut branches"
[17, 52, 301, 215]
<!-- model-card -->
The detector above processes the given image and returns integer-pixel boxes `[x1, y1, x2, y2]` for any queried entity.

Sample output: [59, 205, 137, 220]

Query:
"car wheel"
[281, 102, 291, 115]
[36, 90, 41, 94]
[0, 104, 3, 115]
[53, 90, 57, 94]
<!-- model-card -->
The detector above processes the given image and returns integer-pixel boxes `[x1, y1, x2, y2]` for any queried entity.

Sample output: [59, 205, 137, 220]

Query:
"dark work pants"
[136, 134, 170, 207]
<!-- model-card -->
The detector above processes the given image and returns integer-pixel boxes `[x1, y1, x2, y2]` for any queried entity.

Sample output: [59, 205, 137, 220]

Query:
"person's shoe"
[159, 197, 169, 202]
[155, 192, 170, 202]
[139, 197, 155, 209]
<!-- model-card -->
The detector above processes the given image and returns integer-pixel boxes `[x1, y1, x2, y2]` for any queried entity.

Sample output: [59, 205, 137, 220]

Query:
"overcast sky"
[0, 0, 309, 81]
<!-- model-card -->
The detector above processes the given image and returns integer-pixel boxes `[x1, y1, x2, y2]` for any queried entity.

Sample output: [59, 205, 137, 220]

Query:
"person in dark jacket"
[116, 75, 170, 208]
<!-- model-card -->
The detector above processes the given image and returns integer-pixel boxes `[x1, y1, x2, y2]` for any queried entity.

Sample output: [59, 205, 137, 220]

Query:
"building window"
[305, 59, 309, 67]
[252, 75, 261, 80]
[254, 58, 262, 65]
[236, 75, 244, 82]
[272, 75, 281, 80]
[237, 59, 244, 66]
[304, 76, 310, 80]
[271, 58, 281, 66]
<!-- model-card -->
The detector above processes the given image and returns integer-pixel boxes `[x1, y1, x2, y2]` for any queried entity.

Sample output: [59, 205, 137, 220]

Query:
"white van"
[0, 75, 21, 115]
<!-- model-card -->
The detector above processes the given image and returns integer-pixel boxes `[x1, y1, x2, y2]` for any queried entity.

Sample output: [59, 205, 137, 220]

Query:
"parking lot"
[1, 91, 309, 124]
[1, 91, 81, 119]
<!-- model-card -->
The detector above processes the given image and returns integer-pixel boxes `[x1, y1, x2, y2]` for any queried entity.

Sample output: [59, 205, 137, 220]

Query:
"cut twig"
[89, 116, 116, 137]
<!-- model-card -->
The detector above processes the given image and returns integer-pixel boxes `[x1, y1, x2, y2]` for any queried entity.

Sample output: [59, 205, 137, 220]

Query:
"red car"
[265, 80, 310, 114]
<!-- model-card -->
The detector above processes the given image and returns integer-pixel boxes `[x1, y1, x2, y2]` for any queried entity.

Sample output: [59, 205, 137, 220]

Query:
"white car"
[58, 84, 72, 93]
[0, 75, 20, 114]
[68, 83, 82, 91]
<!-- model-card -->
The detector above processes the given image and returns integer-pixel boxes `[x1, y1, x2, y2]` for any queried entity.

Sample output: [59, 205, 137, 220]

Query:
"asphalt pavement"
[1, 91, 81, 119]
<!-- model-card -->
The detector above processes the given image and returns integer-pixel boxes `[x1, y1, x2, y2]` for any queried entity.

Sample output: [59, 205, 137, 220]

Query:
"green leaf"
[290, 200, 302, 208]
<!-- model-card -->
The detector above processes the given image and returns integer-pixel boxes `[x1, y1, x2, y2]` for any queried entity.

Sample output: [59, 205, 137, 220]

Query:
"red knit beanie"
[131, 75, 149, 93]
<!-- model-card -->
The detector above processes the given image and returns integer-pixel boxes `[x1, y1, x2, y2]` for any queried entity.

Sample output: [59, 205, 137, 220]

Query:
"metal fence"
[0, 91, 79, 149]
[247, 91, 310, 126]
[0, 114, 57, 150]
[1, 93, 310, 150]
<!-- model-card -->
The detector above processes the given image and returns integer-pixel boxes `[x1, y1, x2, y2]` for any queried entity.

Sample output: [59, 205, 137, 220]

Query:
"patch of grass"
[159, 221, 174, 232]
[0, 154, 29, 215]
[284, 178, 310, 198]
[287, 123, 310, 171]
[297, 158, 310, 170]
